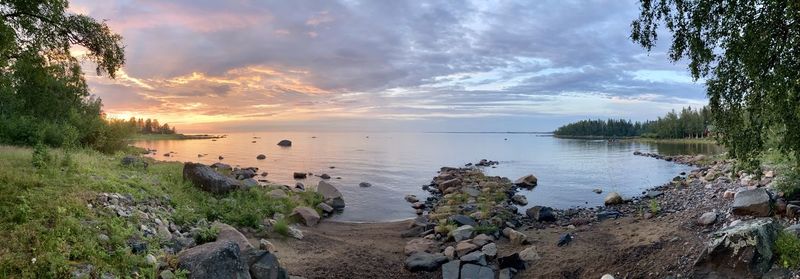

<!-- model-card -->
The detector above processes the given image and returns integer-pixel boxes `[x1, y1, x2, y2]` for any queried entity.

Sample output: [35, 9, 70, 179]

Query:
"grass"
[0, 144, 318, 278]
[776, 230, 800, 269]
[649, 199, 660, 214]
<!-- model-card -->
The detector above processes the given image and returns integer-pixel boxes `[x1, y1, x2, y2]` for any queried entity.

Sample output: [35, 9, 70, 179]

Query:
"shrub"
[776, 230, 800, 269]
[31, 143, 52, 168]
[273, 218, 290, 237]
[474, 224, 498, 235]
[649, 199, 660, 214]
[194, 221, 218, 245]
[775, 166, 800, 199]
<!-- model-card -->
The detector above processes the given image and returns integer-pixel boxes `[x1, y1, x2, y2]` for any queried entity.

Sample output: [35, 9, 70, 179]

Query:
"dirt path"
[267, 220, 438, 279]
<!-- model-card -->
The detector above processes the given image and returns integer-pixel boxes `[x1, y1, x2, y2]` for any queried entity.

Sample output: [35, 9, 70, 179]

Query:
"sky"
[69, 0, 707, 133]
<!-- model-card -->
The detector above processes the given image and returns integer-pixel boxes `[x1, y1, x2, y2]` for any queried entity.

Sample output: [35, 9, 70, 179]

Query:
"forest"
[553, 107, 711, 139]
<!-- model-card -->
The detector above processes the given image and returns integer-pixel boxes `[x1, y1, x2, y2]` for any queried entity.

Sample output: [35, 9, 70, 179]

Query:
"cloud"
[72, 0, 707, 132]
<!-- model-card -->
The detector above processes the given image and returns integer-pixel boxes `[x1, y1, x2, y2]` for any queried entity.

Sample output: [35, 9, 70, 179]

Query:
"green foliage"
[31, 143, 51, 168]
[631, 0, 800, 171]
[272, 218, 290, 237]
[0, 0, 131, 154]
[649, 199, 660, 214]
[775, 166, 800, 198]
[474, 224, 498, 235]
[776, 230, 800, 269]
[554, 107, 711, 139]
[193, 222, 219, 245]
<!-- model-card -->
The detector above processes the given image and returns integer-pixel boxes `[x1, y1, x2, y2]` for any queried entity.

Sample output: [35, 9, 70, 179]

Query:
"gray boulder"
[460, 250, 487, 266]
[177, 240, 251, 279]
[514, 174, 538, 188]
[604, 192, 623, 205]
[404, 252, 448, 272]
[526, 206, 556, 222]
[183, 162, 244, 194]
[731, 188, 772, 217]
[317, 181, 345, 209]
[289, 207, 320, 227]
[210, 162, 232, 171]
[511, 194, 528, 206]
[693, 218, 779, 278]
[214, 223, 254, 252]
[452, 225, 474, 242]
[697, 212, 717, 226]
[442, 260, 460, 279]
[460, 264, 494, 279]
[277, 140, 292, 147]
[247, 250, 288, 279]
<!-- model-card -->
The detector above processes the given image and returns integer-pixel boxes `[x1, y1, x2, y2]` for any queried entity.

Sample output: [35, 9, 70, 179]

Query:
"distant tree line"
[553, 107, 711, 139]
[127, 117, 177, 134]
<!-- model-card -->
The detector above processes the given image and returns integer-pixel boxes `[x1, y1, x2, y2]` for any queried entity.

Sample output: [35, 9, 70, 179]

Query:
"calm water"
[133, 132, 723, 222]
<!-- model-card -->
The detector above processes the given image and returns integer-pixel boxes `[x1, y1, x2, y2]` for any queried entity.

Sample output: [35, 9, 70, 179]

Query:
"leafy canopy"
[631, 0, 800, 170]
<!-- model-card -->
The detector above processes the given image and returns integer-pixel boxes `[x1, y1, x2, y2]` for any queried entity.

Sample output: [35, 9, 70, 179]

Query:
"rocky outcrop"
[183, 162, 244, 195]
[693, 218, 779, 278]
[514, 174, 537, 188]
[731, 188, 772, 217]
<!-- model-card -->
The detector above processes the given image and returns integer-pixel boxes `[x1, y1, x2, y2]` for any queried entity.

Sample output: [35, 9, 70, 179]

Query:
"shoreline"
[127, 133, 225, 141]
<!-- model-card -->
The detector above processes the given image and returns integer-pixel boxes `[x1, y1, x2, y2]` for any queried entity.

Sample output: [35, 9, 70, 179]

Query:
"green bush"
[194, 221, 219, 245]
[31, 144, 52, 168]
[775, 166, 800, 198]
[649, 199, 660, 214]
[776, 230, 800, 269]
[273, 218, 290, 237]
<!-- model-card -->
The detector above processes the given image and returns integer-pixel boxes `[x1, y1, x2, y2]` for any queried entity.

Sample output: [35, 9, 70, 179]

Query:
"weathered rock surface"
[183, 162, 244, 195]
[526, 206, 556, 222]
[460, 263, 494, 279]
[404, 238, 435, 256]
[442, 260, 460, 279]
[289, 207, 320, 226]
[277, 140, 292, 147]
[604, 192, 623, 205]
[317, 181, 345, 209]
[177, 240, 251, 279]
[693, 218, 779, 278]
[514, 174, 538, 187]
[451, 225, 474, 242]
[404, 252, 448, 272]
[697, 212, 717, 226]
[214, 223, 255, 252]
[731, 188, 772, 217]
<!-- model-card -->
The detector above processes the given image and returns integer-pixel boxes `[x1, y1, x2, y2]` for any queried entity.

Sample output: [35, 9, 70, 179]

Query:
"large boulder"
[317, 181, 345, 209]
[183, 162, 244, 194]
[693, 218, 779, 278]
[604, 192, 624, 205]
[526, 206, 556, 222]
[233, 168, 258, 180]
[451, 225, 474, 242]
[515, 174, 538, 188]
[246, 250, 288, 279]
[277, 140, 292, 147]
[177, 240, 251, 279]
[214, 223, 254, 252]
[731, 188, 772, 217]
[289, 207, 320, 227]
[404, 252, 448, 272]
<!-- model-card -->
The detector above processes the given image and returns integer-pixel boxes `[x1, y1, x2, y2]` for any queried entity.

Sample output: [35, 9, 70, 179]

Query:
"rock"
[277, 140, 292, 147]
[183, 162, 244, 195]
[499, 268, 516, 279]
[557, 233, 572, 246]
[215, 223, 255, 252]
[404, 238, 435, 256]
[503, 228, 527, 245]
[784, 224, 800, 237]
[218, 156, 224, 160]
[444, 246, 455, 259]
[293, 172, 307, 179]
[294, 182, 304, 190]
[481, 243, 497, 257]
[129, 239, 148, 254]
[601, 275, 615, 279]
[405, 195, 419, 203]
[404, 252, 448, 272]
[261, 172, 268, 177]
[287, 226, 303, 240]
[358, 182, 371, 187]
[788, 204, 800, 219]
[511, 194, 528, 205]
[258, 239, 275, 252]
[450, 215, 478, 227]
[177, 240, 250, 279]
[765, 170, 775, 178]
[514, 174, 538, 187]
[442, 260, 460, 279]
[693, 218, 779, 278]
[645, 190, 663, 198]
[97, 234, 109, 242]
[697, 212, 717, 226]
[455, 242, 479, 257]
[317, 181, 345, 209]
[439, 178, 460, 191]
[269, 189, 287, 199]
[519, 246, 540, 262]
[525, 206, 556, 222]
[248, 250, 288, 279]
[471, 234, 493, 247]
[460, 264, 494, 279]
[256, 154, 266, 160]
[452, 225, 474, 242]
[731, 188, 772, 217]
[723, 190, 736, 199]
[460, 250, 487, 266]
[242, 178, 259, 188]
[233, 168, 258, 180]
[160, 270, 175, 279]
[498, 253, 527, 270]
[145, 254, 157, 265]
[604, 192, 623, 205]
[593, 188, 603, 194]
[210, 162, 232, 171]
[289, 207, 320, 226]
[316, 203, 334, 214]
